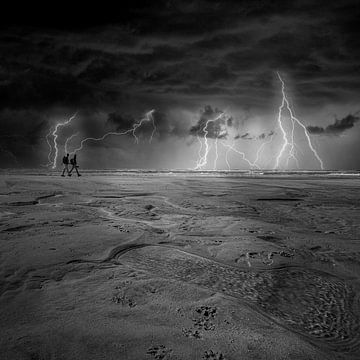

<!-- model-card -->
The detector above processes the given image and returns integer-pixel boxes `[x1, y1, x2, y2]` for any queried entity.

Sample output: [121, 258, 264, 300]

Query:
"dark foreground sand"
[0, 172, 359, 360]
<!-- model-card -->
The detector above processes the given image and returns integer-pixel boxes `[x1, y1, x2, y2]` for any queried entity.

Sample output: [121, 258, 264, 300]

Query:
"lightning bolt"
[192, 72, 323, 171]
[222, 142, 260, 169]
[275, 72, 324, 170]
[149, 111, 156, 143]
[72, 110, 155, 154]
[44, 128, 54, 167]
[213, 137, 219, 170]
[64, 132, 79, 154]
[194, 110, 266, 171]
[254, 133, 274, 168]
[222, 141, 232, 171]
[196, 135, 203, 163]
[51, 113, 77, 169]
[194, 112, 227, 170]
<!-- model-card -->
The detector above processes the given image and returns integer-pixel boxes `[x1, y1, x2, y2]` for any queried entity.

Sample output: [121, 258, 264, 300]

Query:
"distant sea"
[1, 169, 360, 178]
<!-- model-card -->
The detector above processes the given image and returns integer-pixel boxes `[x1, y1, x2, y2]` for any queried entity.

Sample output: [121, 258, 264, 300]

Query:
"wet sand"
[0, 172, 359, 359]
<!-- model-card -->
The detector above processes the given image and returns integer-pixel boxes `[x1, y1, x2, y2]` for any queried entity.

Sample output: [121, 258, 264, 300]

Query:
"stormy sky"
[1, 0, 360, 170]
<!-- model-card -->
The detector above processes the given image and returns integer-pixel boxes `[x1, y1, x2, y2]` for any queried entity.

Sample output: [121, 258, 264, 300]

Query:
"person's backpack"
[62, 156, 67, 164]
[70, 158, 74, 165]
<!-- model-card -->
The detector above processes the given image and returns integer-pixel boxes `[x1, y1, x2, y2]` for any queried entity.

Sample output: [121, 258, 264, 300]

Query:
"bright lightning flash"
[275, 72, 324, 170]
[194, 112, 227, 170]
[224, 142, 232, 170]
[193, 72, 324, 171]
[44, 128, 54, 167]
[195, 111, 263, 170]
[254, 133, 274, 168]
[51, 113, 77, 169]
[64, 132, 79, 154]
[222, 142, 260, 169]
[72, 110, 156, 154]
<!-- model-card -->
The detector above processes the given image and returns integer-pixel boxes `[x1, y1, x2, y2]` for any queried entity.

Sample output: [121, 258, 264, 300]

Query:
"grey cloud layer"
[1, 0, 359, 112]
[307, 113, 360, 136]
[1, 0, 360, 168]
[189, 106, 230, 139]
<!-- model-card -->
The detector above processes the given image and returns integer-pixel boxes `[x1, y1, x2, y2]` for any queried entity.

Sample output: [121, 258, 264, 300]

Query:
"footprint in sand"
[117, 245, 360, 355]
[146, 345, 172, 359]
[193, 305, 217, 331]
[203, 350, 226, 360]
[182, 327, 202, 339]
[182, 305, 218, 339]
[111, 294, 136, 308]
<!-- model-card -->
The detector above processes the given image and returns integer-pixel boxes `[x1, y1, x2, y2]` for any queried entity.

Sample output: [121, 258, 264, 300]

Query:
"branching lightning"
[274, 72, 324, 170]
[193, 72, 324, 171]
[49, 113, 77, 169]
[194, 111, 262, 170]
[196, 135, 203, 164]
[222, 142, 260, 169]
[64, 132, 79, 154]
[213, 137, 219, 170]
[44, 128, 54, 167]
[40, 72, 323, 171]
[224, 142, 231, 170]
[72, 110, 155, 154]
[149, 111, 156, 143]
[194, 112, 227, 170]
[254, 133, 274, 168]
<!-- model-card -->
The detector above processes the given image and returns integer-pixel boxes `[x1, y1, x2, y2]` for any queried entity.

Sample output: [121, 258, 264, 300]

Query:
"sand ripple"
[118, 246, 360, 355]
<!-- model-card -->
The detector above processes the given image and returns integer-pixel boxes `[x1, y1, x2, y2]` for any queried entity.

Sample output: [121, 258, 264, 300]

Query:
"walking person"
[61, 153, 71, 177]
[69, 154, 81, 177]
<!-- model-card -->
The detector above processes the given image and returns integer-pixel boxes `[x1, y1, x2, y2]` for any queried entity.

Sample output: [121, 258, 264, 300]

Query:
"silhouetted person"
[69, 154, 81, 176]
[61, 153, 71, 177]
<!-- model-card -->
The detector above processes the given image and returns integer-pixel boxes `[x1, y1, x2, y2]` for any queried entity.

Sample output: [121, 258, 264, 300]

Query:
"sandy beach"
[0, 172, 359, 360]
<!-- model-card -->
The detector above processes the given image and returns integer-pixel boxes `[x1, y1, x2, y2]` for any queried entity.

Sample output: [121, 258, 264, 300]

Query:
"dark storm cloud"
[1, 0, 360, 111]
[307, 113, 360, 136]
[189, 105, 230, 139]
[233, 132, 253, 140]
[0, 68, 98, 110]
[241, 133, 251, 140]
[1, 0, 360, 168]
[0, 109, 48, 167]
[234, 130, 274, 141]
[149, 111, 190, 139]
[105, 110, 189, 142]
[106, 113, 136, 132]
[258, 130, 274, 140]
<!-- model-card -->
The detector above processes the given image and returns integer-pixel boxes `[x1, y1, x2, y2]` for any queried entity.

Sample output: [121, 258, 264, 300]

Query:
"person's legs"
[75, 166, 81, 176]
[66, 164, 71, 176]
[61, 165, 66, 176]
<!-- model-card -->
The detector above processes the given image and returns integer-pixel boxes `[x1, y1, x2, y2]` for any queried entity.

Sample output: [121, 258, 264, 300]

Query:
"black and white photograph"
[0, 1, 360, 359]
